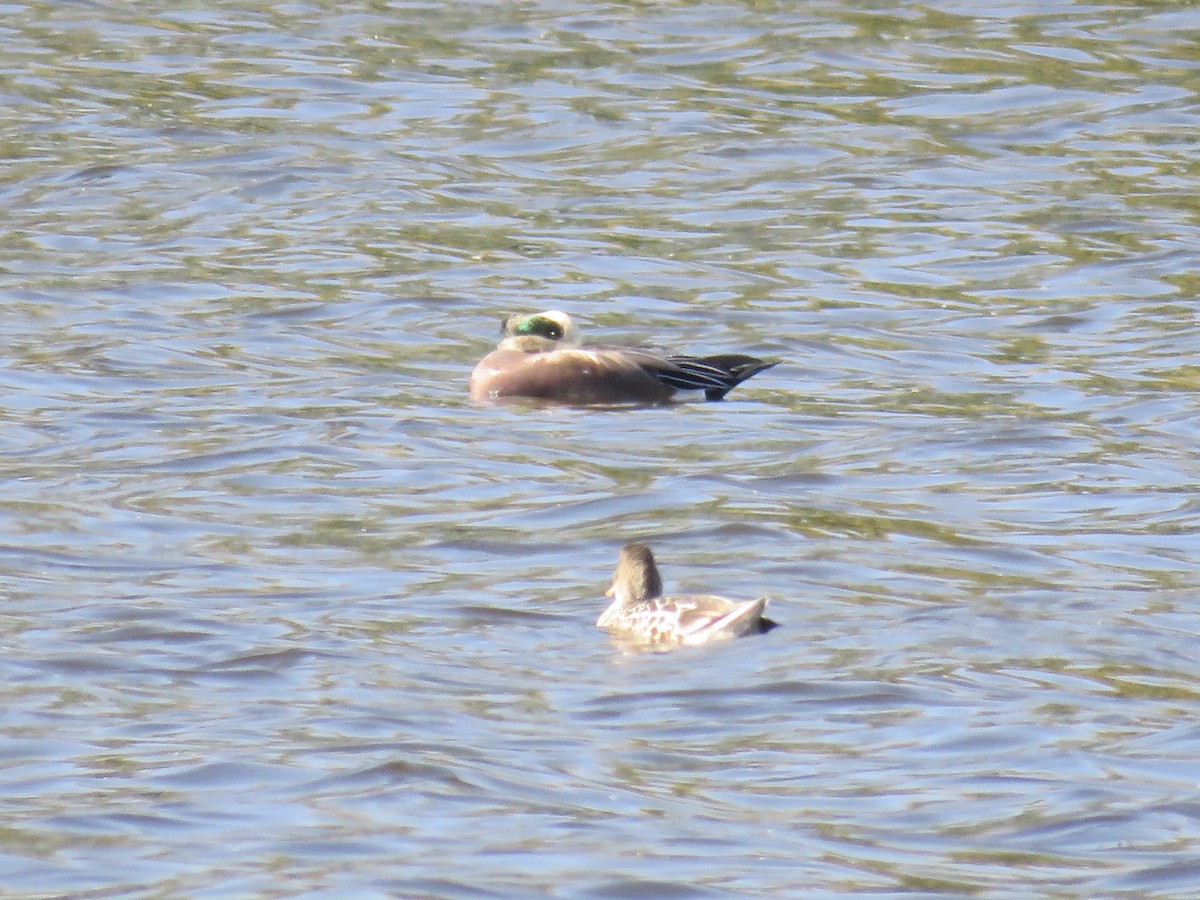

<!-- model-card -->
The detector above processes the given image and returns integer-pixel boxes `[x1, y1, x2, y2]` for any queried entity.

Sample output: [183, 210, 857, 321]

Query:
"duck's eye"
[517, 316, 563, 340]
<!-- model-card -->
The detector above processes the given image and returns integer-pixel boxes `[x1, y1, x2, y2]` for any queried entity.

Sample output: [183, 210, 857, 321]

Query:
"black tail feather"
[657, 354, 777, 400]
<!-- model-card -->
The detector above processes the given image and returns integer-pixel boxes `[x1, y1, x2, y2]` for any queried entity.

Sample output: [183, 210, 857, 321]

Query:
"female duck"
[469, 310, 776, 405]
[597, 543, 777, 648]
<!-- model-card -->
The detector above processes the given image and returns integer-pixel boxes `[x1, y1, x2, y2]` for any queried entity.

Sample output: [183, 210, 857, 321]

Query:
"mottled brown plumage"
[596, 543, 778, 648]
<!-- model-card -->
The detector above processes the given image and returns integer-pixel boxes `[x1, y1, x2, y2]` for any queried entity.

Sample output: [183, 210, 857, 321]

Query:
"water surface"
[2, 0, 1200, 895]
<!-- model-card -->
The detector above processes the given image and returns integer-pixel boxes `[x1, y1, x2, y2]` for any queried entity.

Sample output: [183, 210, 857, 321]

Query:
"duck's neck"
[619, 568, 663, 605]
[499, 334, 558, 353]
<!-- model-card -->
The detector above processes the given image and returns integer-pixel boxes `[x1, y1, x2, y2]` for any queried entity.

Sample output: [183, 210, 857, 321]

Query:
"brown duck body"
[469, 311, 776, 405]
[597, 543, 778, 648]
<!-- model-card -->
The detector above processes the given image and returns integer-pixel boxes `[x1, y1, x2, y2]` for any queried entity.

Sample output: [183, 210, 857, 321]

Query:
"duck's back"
[599, 593, 773, 646]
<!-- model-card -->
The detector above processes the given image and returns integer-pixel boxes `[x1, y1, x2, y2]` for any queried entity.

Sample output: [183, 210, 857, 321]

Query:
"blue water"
[2, 0, 1199, 895]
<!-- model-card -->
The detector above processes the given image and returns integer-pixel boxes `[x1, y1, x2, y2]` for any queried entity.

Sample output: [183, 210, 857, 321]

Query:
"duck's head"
[606, 542, 664, 605]
[498, 310, 581, 352]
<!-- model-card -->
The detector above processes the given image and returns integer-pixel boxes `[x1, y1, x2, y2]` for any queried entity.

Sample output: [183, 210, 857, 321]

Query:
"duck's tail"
[662, 354, 778, 401]
[693, 596, 775, 643]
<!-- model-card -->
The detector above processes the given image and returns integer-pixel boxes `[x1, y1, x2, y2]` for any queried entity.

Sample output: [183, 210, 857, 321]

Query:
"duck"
[596, 543, 778, 648]
[469, 310, 776, 405]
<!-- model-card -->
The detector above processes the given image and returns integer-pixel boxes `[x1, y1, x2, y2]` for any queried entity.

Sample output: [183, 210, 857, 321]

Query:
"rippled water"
[3, 0, 1200, 895]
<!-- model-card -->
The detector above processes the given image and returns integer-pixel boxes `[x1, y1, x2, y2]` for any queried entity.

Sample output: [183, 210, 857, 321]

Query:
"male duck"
[596, 543, 778, 648]
[469, 310, 776, 405]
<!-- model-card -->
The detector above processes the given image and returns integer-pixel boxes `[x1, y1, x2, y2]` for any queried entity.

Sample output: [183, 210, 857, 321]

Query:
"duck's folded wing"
[577, 344, 776, 399]
[491, 348, 676, 403]
[659, 354, 777, 400]
[672, 596, 768, 639]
